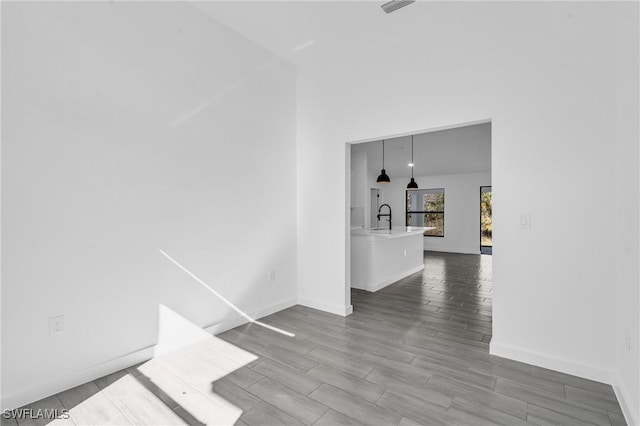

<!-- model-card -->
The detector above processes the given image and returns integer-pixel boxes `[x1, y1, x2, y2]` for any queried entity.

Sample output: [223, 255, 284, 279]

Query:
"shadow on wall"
[157, 250, 294, 341]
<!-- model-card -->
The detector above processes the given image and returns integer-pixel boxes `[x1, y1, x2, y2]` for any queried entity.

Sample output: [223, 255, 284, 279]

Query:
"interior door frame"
[345, 118, 492, 314]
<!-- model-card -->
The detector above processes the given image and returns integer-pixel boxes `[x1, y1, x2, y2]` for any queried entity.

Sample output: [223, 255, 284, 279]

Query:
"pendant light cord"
[411, 135, 414, 178]
[382, 140, 385, 169]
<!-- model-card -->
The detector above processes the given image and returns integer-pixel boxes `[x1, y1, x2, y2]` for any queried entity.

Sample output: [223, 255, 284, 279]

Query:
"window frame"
[480, 186, 492, 251]
[405, 188, 445, 237]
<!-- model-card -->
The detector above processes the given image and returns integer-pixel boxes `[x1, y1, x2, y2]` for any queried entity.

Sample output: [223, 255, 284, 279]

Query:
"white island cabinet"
[350, 227, 434, 292]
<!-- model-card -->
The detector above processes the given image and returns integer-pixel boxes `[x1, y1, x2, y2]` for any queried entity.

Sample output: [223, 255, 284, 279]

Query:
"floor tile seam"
[91, 379, 136, 426]
[495, 384, 612, 420]
[450, 394, 529, 422]
[249, 350, 320, 374]
[250, 359, 323, 395]
[42, 392, 79, 425]
[248, 375, 332, 421]
[525, 401, 605, 426]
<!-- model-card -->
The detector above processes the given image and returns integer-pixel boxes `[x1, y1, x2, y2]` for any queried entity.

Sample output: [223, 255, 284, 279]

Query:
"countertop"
[351, 227, 436, 241]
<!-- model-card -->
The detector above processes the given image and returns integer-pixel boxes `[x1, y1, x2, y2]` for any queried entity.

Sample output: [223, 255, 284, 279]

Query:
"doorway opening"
[480, 186, 492, 255]
[347, 118, 492, 309]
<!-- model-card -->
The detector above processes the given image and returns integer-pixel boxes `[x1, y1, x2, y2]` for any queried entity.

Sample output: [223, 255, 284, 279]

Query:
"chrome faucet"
[377, 204, 392, 230]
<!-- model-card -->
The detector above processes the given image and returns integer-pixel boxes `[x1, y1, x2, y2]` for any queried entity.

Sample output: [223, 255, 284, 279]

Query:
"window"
[480, 186, 492, 254]
[406, 188, 445, 237]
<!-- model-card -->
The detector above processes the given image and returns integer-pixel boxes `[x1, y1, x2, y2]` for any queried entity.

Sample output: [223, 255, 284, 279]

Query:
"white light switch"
[519, 214, 531, 229]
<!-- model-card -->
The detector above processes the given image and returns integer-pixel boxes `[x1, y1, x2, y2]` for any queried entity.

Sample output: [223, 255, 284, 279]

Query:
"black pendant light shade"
[377, 169, 390, 184]
[407, 135, 419, 189]
[377, 140, 391, 184]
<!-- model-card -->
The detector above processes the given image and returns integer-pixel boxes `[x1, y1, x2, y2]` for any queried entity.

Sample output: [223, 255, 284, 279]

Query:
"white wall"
[2, 2, 297, 409]
[378, 173, 491, 254]
[614, 4, 640, 422]
[295, 2, 639, 420]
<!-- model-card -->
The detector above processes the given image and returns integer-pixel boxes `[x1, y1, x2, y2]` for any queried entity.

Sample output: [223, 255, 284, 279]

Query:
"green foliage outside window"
[481, 191, 492, 246]
[423, 193, 444, 236]
[406, 189, 445, 237]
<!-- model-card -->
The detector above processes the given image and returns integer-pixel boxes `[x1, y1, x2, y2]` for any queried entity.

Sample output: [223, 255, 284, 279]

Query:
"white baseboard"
[297, 297, 352, 317]
[366, 264, 424, 292]
[1, 297, 297, 411]
[1, 345, 155, 411]
[350, 282, 368, 291]
[613, 373, 639, 426]
[423, 246, 479, 255]
[490, 340, 616, 385]
[490, 341, 640, 424]
[204, 297, 297, 335]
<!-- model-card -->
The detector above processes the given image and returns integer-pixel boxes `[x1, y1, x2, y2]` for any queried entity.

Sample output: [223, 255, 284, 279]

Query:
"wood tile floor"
[8, 252, 626, 425]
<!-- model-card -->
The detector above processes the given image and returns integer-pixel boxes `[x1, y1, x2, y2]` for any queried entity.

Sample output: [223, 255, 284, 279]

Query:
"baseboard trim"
[423, 247, 480, 255]
[297, 297, 352, 317]
[490, 340, 616, 385]
[613, 373, 639, 426]
[366, 264, 424, 292]
[204, 297, 297, 335]
[1, 345, 155, 411]
[1, 297, 297, 411]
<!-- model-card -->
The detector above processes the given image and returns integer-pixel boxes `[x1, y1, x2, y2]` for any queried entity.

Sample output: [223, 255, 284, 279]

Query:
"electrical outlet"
[268, 270, 276, 283]
[49, 315, 64, 336]
[519, 214, 531, 229]
[403, 249, 407, 257]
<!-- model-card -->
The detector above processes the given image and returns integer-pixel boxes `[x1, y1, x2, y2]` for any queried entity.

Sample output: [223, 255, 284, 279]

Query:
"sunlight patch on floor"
[85, 336, 258, 426]
[137, 337, 251, 425]
[59, 311, 260, 425]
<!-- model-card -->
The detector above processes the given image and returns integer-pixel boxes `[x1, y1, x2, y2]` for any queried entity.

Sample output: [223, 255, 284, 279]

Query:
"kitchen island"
[350, 227, 434, 292]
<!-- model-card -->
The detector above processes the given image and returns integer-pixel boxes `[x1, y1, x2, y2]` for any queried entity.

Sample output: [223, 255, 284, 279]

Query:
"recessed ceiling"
[352, 122, 491, 178]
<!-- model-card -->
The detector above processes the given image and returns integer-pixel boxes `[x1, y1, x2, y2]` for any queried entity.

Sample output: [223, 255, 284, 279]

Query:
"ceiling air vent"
[381, 0, 415, 14]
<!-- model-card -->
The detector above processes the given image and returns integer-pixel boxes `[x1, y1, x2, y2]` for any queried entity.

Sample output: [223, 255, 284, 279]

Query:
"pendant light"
[407, 135, 418, 189]
[376, 139, 390, 184]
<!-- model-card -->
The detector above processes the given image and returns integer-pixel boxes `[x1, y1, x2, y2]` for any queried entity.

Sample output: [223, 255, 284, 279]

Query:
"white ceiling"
[352, 122, 491, 177]
[189, 1, 425, 67]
